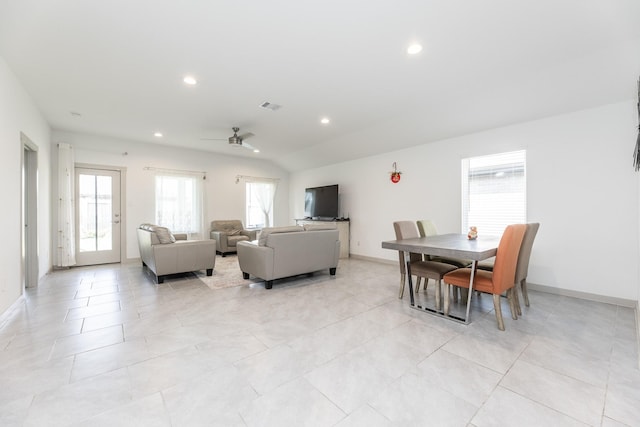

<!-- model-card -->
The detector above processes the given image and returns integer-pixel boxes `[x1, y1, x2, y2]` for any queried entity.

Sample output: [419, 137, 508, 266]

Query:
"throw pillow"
[152, 226, 174, 244]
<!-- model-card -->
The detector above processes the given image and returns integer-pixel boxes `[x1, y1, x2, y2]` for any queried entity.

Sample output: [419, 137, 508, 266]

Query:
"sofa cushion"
[227, 234, 250, 247]
[258, 226, 304, 246]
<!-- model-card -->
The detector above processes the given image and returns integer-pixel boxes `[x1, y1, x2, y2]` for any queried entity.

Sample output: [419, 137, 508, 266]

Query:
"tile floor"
[0, 257, 638, 426]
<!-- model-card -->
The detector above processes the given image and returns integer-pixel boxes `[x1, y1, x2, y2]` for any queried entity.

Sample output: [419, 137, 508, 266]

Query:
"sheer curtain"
[57, 143, 76, 267]
[246, 180, 277, 227]
[155, 172, 206, 239]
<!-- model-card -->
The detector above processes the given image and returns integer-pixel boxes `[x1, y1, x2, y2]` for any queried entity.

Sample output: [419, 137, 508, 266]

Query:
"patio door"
[75, 167, 121, 265]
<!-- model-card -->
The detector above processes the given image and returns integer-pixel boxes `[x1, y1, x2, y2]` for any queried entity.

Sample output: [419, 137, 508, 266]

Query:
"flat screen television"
[304, 184, 339, 219]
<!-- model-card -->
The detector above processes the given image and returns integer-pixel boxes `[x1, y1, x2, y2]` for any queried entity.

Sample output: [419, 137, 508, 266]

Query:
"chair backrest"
[416, 220, 438, 237]
[514, 222, 540, 283]
[491, 224, 527, 293]
[393, 221, 421, 273]
[211, 220, 244, 233]
[394, 221, 420, 240]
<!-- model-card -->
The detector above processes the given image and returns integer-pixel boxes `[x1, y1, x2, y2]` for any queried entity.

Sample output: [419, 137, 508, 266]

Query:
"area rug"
[196, 255, 262, 290]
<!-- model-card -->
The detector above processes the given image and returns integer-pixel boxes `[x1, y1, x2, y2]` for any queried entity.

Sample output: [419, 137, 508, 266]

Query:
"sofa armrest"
[152, 240, 216, 276]
[237, 241, 274, 280]
[241, 229, 258, 240]
[210, 231, 229, 252]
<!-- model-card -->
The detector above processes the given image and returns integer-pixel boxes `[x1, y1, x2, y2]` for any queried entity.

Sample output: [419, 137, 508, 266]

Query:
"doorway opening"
[21, 133, 38, 289]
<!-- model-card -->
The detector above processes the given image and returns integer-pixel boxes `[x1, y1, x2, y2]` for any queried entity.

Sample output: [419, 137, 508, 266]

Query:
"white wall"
[290, 101, 639, 302]
[51, 131, 289, 262]
[0, 56, 51, 314]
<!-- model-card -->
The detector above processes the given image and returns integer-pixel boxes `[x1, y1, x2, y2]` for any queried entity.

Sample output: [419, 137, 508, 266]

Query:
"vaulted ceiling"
[1, 0, 639, 171]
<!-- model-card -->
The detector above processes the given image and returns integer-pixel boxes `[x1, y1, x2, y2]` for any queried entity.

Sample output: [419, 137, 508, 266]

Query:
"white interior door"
[75, 167, 121, 266]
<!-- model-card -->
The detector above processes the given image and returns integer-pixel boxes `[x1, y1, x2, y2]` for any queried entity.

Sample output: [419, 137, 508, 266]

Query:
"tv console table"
[295, 219, 350, 259]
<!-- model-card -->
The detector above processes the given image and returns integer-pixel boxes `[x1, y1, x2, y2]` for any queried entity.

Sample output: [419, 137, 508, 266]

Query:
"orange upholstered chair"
[393, 221, 457, 309]
[443, 224, 526, 330]
[475, 222, 540, 315]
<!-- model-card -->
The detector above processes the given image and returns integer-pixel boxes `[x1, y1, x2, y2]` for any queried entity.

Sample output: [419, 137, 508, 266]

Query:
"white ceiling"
[1, 0, 639, 171]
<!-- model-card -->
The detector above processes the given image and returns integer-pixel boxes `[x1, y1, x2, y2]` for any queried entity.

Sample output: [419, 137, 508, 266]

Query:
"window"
[155, 174, 204, 237]
[246, 181, 276, 228]
[462, 150, 526, 237]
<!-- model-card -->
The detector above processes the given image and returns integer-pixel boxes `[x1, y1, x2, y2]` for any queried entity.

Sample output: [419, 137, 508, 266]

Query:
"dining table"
[381, 233, 500, 324]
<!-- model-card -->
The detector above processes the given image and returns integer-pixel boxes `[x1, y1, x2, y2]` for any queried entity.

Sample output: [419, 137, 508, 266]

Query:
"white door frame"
[21, 133, 38, 289]
[75, 163, 127, 265]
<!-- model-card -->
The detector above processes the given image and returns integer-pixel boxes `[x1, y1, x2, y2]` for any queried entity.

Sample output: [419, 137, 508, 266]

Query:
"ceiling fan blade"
[241, 141, 258, 151]
[238, 132, 254, 140]
[200, 137, 227, 141]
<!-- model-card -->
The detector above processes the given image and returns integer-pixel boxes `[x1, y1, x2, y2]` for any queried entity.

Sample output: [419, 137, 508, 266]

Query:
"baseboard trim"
[349, 254, 397, 265]
[636, 300, 640, 370]
[526, 282, 636, 308]
[0, 295, 26, 330]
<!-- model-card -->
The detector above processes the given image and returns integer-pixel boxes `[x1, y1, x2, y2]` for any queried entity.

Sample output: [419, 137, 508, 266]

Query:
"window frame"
[461, 150, 527, 237]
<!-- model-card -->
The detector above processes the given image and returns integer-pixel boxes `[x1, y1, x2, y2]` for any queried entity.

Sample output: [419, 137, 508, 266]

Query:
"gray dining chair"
[416, 220, 473, 268]
[393, 221, 458, 310]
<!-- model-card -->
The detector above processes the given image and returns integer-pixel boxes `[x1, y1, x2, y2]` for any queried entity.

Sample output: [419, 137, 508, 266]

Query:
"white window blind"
[246, 181, 276, 228]
[461, 150, 526, 237]
[155, 174, 204, 237]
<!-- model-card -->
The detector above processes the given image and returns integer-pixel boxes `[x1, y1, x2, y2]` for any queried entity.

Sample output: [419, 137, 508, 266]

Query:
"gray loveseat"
[237, 225, 340, 289]
[137, 224, 217, 283]
[210, 220, 258, 256]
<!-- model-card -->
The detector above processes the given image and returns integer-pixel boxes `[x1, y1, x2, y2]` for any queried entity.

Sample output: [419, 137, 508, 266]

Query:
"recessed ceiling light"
[253, 149, 260, 153]
[407, 43, 423, 55]
[154, 132, 163, 137]
[320, 117, 330, 125]
[183, 76, 197, 85]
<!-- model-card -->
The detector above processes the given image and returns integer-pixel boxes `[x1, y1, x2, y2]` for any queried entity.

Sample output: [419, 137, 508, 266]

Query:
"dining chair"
[393, 221, 458, 309]
[416, 219, 472, 303]
[513, 222, 540, 308]
[416, 220, 473, 268]
[442, 224, 526, 331]
[476, 222, 540, 313]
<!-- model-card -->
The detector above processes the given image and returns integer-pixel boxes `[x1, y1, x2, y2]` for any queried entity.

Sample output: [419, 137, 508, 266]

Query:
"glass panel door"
[75, 167, 121, 265]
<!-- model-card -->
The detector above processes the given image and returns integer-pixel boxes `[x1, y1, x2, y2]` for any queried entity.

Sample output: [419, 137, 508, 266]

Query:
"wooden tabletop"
[382, 233, 500, 261]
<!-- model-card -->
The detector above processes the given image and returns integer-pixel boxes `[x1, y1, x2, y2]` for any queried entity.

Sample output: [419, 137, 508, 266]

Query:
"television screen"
[304, 184, 339, 219]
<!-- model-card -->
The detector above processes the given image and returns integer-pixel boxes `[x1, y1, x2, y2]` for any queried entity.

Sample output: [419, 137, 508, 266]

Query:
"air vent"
[259, 101, 282, 111]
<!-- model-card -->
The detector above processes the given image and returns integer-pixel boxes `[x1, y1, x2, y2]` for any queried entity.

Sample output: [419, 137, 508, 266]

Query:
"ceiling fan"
[202, 127, 258, 152]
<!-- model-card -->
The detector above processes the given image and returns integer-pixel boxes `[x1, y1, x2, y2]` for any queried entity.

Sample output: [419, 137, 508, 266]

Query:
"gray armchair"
[210, 220, 258, 256]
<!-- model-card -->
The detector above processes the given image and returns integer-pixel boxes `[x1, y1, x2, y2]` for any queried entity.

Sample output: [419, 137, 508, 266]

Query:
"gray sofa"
[237, 225, 340, 289]
[210, 220, 258, 256]
[137, 224, 217, 283]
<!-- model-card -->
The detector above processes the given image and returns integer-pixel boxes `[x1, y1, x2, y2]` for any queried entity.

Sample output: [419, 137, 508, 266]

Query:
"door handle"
[114, 220, 120, 224]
